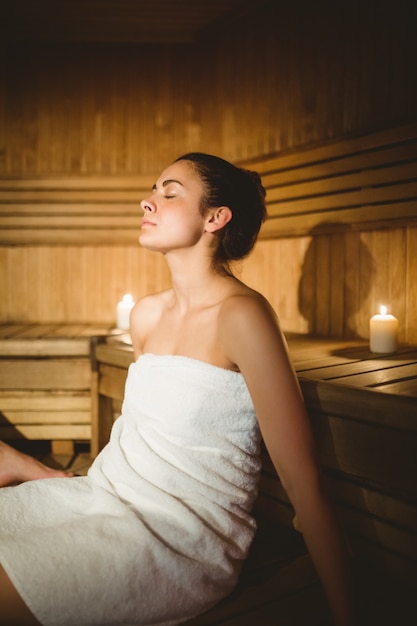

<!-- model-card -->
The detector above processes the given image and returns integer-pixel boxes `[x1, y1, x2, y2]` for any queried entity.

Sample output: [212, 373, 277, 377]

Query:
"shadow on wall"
[297, 224, 376, 338]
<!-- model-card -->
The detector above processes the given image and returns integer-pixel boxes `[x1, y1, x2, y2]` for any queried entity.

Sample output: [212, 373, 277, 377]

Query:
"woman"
[0, 153, 354, 625]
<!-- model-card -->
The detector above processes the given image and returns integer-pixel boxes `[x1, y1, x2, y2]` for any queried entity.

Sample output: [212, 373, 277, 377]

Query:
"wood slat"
[0, 215, 141, 228]
[300, 378, 417, 430]
[0, 411, 91, 424]
[5, 323, 63, 338]
[0, 424, 91, 439]
[266, 161, 417, 204]
[245, 122, 417, 175]
[260, 200, 417, 238]
[0, 359, 91, 390]
[296, 355, 417, 381]
[0, 190, 142, 201]
[237, 123, 417, 237]
[261, 141, 417, 188]
[98, 363, 129, 400]
[267, 181, 417, 218]
[0, 391, 90, 410]
[0, 338, 91, 357]
[326, 362, 417, 388]
[0, 175, 155, 189]
[2, 124, 417, 245]
[0, 229, 140, 245]
[2, 203, 139, 215]
[95, 342, 135, 369]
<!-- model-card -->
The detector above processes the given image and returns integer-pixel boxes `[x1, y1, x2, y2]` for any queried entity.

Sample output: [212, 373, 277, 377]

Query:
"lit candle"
[116, 293, 135, 330]
[369, 305, 398, 353]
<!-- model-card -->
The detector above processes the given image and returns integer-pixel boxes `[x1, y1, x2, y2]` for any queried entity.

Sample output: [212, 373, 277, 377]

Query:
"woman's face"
[139, 160, 208, 254]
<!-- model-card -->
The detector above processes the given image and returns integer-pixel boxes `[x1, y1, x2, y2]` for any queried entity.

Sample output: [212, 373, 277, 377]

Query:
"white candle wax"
[369, 305, 398, 353]
[116, 293, 135, 330]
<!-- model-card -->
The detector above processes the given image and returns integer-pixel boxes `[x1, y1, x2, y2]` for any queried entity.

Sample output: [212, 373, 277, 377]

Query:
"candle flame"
[380, 305, 387, 316]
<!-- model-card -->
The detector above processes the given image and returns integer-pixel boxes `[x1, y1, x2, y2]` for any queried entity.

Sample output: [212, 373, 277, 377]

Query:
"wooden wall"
[1, 0, 417, 341]
[240, 227, 417, 344]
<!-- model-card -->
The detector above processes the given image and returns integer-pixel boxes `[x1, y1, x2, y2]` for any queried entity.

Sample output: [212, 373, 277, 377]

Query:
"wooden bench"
[93, 334, 417, 625]
[0, 323, 115, 456]
[1, 122, 416, 245]
[241, 120, 417, 239]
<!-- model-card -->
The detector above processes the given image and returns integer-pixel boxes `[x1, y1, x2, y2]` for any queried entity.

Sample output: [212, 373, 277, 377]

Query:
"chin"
[139, 234, 160, 252]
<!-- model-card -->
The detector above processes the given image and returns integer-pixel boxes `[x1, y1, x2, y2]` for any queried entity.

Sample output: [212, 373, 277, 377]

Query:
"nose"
[140, 198, 155, 213]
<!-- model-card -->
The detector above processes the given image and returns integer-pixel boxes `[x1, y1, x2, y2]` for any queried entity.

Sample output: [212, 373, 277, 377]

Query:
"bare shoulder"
[220, 287, 278, 330]
[219, 286, 288, 370]
[131, 290, 171, 319]
[130, 290, 172, 356]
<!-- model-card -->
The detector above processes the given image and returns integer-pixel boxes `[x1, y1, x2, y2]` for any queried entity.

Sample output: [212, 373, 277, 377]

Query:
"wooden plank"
[0, 175, 155, 190]
[294, 354, 363, 371]
[286, 335, 367, 358]
[0, 215, 142, 229]
[326, 362, 417, 388]
[0, 411, 91, 424]
[98, 364, 128, 401]
[309, 410, 417, 498]
[68, 452, 93, 476]
[260, 141, 417, 188]
[266, 181, 417, 218]
[0, 228, 140, 245]
[314, 235, 331, 336]
[0, 391, 90, 410]
[377, 379, 417, 395]
[265, 161, 417, 203]
[50, 441, 75, 457]
[41, 324, 97, 337]
[260, 200, 417, 238]
[326, 479, 417, 537]
[3, 157, 415, 211]
[0, 424, 91, 439]
[242, 122, 417, 175]
[0, 359, 91, 390]
[0, 189, 145, 202]
[95, 342, 135, 369]
[260, 466, 417, 537]
[4, 323, 61, 338]
[300, 378, 417, 430]
[0, 324, 33, 338]
[0, 337, 91, 356]
[0, 323, 112, 340]
[77, 325, 117, 337]
[296, 356, 417, 382]
[0, 203, 141, 215]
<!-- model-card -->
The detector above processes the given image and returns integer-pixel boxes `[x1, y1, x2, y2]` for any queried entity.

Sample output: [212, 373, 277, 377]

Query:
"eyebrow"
[152, 179, 184, 191]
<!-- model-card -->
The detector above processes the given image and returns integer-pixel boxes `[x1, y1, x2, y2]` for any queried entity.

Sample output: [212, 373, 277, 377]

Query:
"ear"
[205, 206, 232, 233]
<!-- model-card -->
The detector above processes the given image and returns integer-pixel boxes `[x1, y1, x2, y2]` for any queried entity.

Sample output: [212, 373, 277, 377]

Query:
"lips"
[141, 219, 156, 227]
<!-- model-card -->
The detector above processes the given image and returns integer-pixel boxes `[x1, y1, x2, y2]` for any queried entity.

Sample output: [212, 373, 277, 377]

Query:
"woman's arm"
[220, 294, 355, 626]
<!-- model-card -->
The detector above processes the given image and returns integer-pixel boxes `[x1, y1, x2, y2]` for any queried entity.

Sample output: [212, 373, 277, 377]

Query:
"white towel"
[0, 354, 261, 626]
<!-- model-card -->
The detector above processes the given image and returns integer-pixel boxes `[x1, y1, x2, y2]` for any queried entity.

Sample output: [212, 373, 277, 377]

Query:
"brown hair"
[175, 152, 267, 272]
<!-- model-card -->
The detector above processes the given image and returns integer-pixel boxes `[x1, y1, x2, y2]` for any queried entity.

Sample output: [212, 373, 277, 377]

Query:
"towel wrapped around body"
[0, 354, 262, 626]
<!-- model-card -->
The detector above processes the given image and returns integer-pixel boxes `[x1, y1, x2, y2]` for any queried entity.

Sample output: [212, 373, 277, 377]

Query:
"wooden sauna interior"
[1, 2, 417, 623]
[1, 0, 416, 341]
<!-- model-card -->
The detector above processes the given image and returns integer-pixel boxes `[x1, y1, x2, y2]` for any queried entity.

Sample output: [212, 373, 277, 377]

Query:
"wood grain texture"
[1, 0, 416, 343]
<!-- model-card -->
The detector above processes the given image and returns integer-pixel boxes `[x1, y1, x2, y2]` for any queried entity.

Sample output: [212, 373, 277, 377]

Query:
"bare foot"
[0, 441, 73, 487]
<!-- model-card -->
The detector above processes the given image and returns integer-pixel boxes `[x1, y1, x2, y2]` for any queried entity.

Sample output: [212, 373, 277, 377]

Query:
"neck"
[165, 249, 232, 311]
